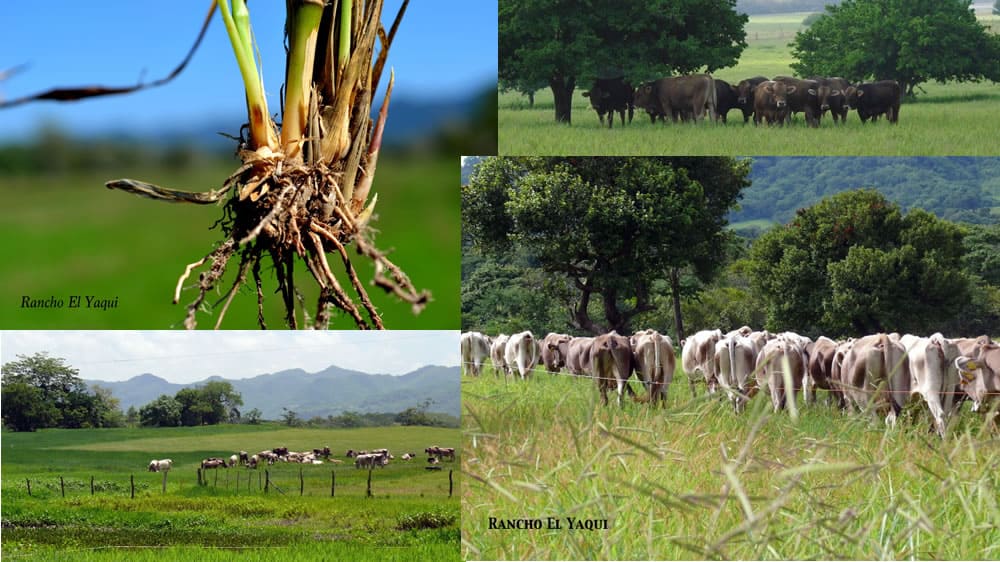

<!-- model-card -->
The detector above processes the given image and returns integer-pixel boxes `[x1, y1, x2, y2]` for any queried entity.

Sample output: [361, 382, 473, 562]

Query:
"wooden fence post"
[130, 474, 135, 499]
[299, 467, 304, 496]
[214, 469, 218, 487]
[162, 471, 168, 493]
[449, 470, 454, 498]
[367, 468, 373, 498]
[265, 470, 270, 494]
[259, 471, 262, 491]
[60, 476, 65, 498]
[91, 476, 95, 495]
[197, 468, 202, 486]
[331, 471, 335, 497]
[236, 472, 240, 493]
[26, 479, 31, 497]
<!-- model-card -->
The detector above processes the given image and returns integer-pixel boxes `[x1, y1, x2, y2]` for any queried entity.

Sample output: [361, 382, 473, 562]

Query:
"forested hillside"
[734, 157, 1000, 227]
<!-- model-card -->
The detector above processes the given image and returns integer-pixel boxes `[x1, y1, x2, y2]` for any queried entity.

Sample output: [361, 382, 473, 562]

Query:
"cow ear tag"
[965, 361, 977, 370]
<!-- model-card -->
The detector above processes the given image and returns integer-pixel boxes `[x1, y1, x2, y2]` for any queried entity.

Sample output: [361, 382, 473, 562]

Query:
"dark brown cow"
[736, 76, 768, 123]
[772, 76, 821, 127]
[714, 79, 740, 124]
[752, 80, 794, 126]
[811, 77, 850, 124]
[582, 77, 634, 128]
[633, 74, 717, 124]
[590, 332, 634, 407]
[541, 332, 572, 373]
[844, 80, 901, 124]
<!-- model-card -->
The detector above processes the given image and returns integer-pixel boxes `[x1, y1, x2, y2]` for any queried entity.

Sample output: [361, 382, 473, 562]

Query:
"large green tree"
[500, 0, 748, 123]
[748, 190, 972, 336]
[139, 395, 182, 427]
[463, 157, 749, 336]
[790, 0, 1000, 97]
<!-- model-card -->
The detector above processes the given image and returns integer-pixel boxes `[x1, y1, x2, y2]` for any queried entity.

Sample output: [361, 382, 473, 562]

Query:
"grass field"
[462, 364, 1000, 560]
[498, 13, 1000, 156]
[1, 424, 460, 560]
[0, 153, 459, 329]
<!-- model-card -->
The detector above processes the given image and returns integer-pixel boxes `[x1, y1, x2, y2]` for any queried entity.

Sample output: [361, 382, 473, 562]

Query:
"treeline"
[461, 157, 999, 340]
[733, 157, 1000, 229]
[2, 353, 459, 431]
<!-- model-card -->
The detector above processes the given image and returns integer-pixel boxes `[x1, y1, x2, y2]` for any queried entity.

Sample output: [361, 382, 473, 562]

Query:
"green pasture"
[462, 365, 1000, 560]
[1, 424, 460, 560]
[0, 154, 459, 329]
[499, 13, 1000, 156]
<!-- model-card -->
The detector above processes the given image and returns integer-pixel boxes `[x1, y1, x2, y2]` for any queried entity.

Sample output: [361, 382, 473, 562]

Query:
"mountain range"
[84, 365, 460, 420]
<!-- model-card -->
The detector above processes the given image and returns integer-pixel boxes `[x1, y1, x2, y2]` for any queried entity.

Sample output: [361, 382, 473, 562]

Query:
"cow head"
[763, 82, 793, 108]
[844, 86, 863, 108]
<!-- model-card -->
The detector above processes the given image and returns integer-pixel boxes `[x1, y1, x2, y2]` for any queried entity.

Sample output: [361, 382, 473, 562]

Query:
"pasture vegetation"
[498, 13, 1000, 156]
[1, 424, 460, 561]
[462, 365, 1000, 560]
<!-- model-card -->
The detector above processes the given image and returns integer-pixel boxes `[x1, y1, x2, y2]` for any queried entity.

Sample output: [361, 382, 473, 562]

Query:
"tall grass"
[462, 365, 1000, 560]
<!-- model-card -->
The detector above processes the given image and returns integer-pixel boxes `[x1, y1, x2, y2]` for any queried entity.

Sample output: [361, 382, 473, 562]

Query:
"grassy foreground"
[498, 13, 1000, 156]
[1, 424, 460, 561]
[462, 365, 1000, 560]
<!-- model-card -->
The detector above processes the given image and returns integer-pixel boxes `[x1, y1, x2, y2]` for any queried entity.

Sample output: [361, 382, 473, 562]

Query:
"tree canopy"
[463, 157, 749, 335]
[1, 352, 123, 431]
[138, 381, 242, 427]
[500, 0, 748, 122]
[790, 0, 1000, 96]
[748, 189, 972, 336]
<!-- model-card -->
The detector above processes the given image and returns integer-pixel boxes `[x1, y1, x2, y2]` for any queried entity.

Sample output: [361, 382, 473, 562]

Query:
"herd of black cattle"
[583, 74, 902, 128]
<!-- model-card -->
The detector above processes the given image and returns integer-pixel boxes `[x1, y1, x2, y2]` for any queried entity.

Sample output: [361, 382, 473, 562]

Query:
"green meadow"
[0, 154, 459, 329]
[498, 13, 1000, 156]
[462, 365, 1000, 560]
[1, 424, 460, 561]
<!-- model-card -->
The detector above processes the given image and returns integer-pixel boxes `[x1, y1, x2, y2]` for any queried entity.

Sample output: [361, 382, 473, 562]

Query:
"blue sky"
[1, 330, 461, 383]
[0, 1, 497, 141]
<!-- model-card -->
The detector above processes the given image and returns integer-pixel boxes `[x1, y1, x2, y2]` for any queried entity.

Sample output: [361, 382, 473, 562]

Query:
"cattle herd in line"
[461, 328, 999, 437]
[583, 74, 901, 128]
[146, 445, 456, 473]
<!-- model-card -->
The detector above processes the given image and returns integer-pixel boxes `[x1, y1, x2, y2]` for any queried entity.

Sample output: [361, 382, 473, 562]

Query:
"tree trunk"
[670, 268, 685, 343]
[550, 76, 575, 124]
[527, 91, 534, 107]
[572, 280, 603, 334]
[601, 288, 627, 334]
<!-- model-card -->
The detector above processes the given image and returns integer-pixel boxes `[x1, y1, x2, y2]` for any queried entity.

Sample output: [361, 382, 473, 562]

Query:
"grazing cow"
[273, 446, 289, 458]
[631, 330, 675, 406]
[633, 74, 717, 124]
[772, 76, 822, 127]
[752, 80, 794, 126]
[682, 329, 723, 396]
[147, 459, 172, 472]
[505, 331, 539, 379]
[746, 330, 773, 358]
[736, 76, 769, 123]
[714, 79, 740, 123]
[201, 457, 227, 469]
[425, 446, 456, 461]
[566, 337, 595, 377]
[590, 331, 634, 407]
[905, 334, 963, 437]
[839, 334, 910, 426]
[247, 454, 259, 469]
[229, 454, 239, 468]
[401, 453, 412, 461]
[582, 77, 634, 128]
[806, 336, 842, 405]
[955, 339, 1000, 414]
[355, 454, 379, 469]
[755, 338, 807, 412]
[811, 77, 851, 124]
[714, 334, 757, 412]
[346, 449, 356, 458]
[312, 446, 331, 459]
[541, 333, 573, 374]
[490, 334, 511, 376]
[461, 331, 492, 377]
[844, 80, 901, 124]
[428, 457, 440, 465]
[239, 451, 249, 465]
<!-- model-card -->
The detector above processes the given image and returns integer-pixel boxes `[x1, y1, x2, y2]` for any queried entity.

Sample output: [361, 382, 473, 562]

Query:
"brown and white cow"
[505, 331, 539, 379]
[839, 334, 910, 426]
[682, 329, 723, 397]
[631, 330, 675, 406]
[541, 333, 573, 374]
[755, 338, 807, 413]
[715, 334, 757, 412]
[752, 80, 794, 126]
[590, 331, 634, 407]
[490, 334, 511, 376]
[461, 331, 491, 377]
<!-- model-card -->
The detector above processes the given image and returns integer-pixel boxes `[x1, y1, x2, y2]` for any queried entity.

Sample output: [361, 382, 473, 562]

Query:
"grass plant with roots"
[5, 0, 427, 329]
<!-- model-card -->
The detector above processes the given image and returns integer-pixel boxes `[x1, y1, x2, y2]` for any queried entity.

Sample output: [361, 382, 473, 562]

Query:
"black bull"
[582, 78, 634, 128]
